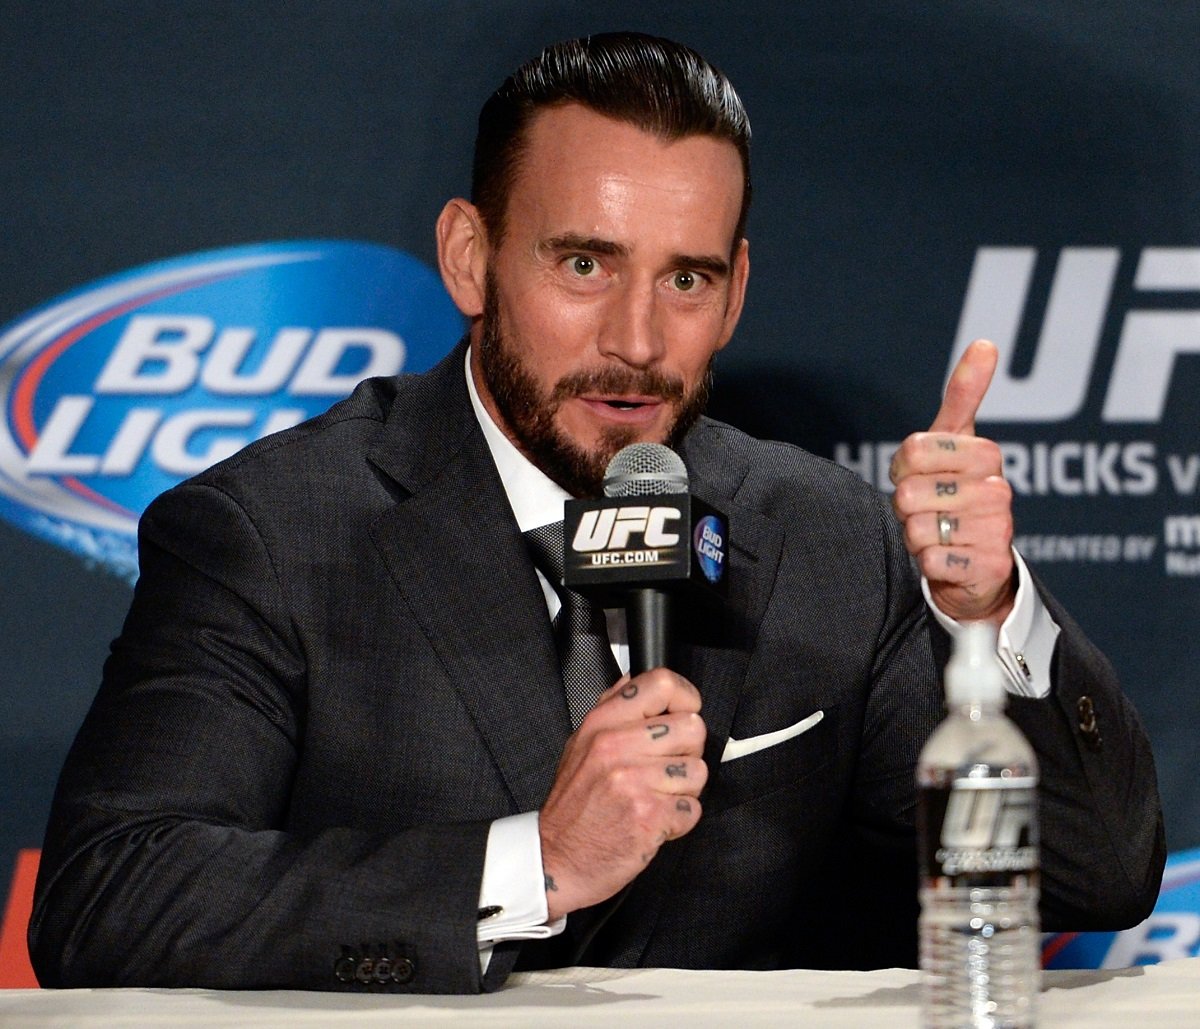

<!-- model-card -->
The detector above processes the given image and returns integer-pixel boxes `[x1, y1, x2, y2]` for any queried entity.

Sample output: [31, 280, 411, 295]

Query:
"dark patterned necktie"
[524, 521, 622, 728]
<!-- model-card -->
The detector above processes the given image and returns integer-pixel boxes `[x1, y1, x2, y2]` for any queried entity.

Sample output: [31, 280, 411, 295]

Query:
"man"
[30, 32, 1163, 993]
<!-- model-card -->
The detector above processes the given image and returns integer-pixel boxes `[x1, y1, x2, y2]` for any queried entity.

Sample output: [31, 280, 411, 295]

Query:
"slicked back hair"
[472, 32, 751, 251]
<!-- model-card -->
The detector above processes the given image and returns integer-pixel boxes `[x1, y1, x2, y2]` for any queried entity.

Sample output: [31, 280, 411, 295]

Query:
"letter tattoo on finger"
[937, 439, 957, 451]
[648, 723, 669, 740]
[665, 763, 687, 778]
[675, 798, 692, 813]
[935, 480, 958, 497]
[620, 683, 639, 700]
[946, 552, 971, 569]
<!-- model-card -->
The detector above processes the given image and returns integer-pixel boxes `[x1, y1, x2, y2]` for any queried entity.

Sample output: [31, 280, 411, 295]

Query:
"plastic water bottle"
[917, 623, 1040, 1028]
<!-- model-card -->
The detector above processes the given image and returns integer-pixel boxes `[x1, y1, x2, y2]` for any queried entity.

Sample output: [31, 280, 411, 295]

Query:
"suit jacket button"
[392, 956, 415, 984]
[333, 955, 356, 983]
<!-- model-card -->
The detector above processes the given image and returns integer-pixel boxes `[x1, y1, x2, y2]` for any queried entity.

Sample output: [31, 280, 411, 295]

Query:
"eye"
[570, 255, 597, 276]
[672, 270, 697, 291]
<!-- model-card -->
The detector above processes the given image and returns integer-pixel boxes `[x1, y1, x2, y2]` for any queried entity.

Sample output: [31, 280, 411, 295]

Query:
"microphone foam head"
[603, 443, 689, 497]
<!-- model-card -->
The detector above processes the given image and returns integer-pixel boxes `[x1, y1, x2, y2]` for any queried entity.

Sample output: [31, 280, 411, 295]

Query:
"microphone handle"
[626, 587, 672, 676]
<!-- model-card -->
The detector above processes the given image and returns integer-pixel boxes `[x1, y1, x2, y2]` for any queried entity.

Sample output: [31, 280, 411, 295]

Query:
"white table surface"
[2, 959, 1199, 1028]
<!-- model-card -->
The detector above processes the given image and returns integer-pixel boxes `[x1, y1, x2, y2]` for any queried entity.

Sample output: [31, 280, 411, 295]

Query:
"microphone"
[563, 443, 729, 676]
[603, 444, 687, 674]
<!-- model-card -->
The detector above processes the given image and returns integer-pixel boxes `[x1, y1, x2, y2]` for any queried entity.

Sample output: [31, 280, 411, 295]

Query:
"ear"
[715, 238, 750, 351]
[436, 198, 490, 318]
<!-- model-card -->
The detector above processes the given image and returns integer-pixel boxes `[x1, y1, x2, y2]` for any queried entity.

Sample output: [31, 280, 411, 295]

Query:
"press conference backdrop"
[3, 2, 1199, 972]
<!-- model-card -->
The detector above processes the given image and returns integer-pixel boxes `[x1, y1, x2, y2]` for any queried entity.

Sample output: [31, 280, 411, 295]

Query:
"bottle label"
[919, 777, 1038, 887]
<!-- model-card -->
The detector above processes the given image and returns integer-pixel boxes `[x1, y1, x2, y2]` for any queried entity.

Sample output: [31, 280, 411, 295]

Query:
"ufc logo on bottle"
[571, 506, 682, 552]
[941, 786, 1034, 849]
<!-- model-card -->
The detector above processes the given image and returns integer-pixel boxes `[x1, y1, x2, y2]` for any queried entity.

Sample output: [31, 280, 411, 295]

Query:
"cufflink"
[1014, 652, 1032, 681]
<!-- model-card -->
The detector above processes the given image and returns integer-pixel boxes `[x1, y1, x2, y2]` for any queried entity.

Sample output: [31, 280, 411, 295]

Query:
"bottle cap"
[945, 622, 1006, 706]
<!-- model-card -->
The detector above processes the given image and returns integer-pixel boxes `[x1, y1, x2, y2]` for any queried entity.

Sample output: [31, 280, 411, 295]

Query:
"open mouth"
[575, 395, 664, 425]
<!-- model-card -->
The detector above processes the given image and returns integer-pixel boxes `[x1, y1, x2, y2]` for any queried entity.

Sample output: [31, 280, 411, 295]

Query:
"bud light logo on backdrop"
[0, 240, 463, 581]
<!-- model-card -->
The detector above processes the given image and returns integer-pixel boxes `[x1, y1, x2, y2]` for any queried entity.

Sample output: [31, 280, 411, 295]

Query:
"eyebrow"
[543, 234, 629, 258]
[673, 253, 731, 278]
[542, 234, 731, 278]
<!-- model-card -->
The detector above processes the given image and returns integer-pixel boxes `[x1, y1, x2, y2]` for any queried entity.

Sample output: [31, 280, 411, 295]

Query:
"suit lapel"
[365, 344, 571, 815]
[678, 427, 785, 766]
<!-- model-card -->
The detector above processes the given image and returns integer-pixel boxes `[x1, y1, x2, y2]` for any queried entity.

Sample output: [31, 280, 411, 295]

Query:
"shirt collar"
[465, 346, 570, 533]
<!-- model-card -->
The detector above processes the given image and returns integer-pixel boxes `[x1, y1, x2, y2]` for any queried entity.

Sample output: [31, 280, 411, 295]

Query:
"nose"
[596, 281, 664, 368]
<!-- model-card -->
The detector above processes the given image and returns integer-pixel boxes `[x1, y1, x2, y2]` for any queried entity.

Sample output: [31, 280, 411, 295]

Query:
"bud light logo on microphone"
[693, 514, 727, 584]
[0, 240, 463, 581]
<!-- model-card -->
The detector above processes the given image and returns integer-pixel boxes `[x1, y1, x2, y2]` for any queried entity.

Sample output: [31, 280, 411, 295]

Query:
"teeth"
[608, 400, 639, 410]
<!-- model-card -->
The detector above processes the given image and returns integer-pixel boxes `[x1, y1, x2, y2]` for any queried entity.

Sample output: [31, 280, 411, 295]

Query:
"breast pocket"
[706, 704, 839, 812]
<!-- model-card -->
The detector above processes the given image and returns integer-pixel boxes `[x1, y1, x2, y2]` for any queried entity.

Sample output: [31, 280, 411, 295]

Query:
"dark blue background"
[3, 2, 1197, 885]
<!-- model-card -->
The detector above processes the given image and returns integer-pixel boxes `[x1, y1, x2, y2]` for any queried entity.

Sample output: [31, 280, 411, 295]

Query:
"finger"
[571, 744, 709, 797]
[656, 755, 709, 795]
[583, 714, 705, 768]
[930, 339, 999, 435]
[907, 510, 963, 552]
[596, 668, 702, 720]
[645, 795, 705, 860]
[889, 433, 1002, 483]
[892, 472, 1013, 522]
[902, 509, 1013, 555]
[643, 711, 707, 754]
[664, 795, 702, 837]
[915, 543, 1014, 595]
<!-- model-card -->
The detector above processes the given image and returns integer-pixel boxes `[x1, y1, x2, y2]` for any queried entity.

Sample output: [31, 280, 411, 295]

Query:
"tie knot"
[524, 521, 565, 585]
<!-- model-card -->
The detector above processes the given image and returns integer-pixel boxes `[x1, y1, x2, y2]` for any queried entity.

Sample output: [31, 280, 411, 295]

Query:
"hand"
[890, 339, 1016, 623]
[538, 668, 707, 920]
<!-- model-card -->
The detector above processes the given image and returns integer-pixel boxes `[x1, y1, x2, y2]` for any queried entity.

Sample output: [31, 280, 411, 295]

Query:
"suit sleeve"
[845, 493, 1163, 966]
[919, 560, 1166, 931]
[29, 482, 496, 993]
[1006, 579, 1166, 931]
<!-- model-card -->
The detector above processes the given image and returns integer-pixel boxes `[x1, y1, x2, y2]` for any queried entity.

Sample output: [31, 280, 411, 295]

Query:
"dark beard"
[478, 269, 712, 497]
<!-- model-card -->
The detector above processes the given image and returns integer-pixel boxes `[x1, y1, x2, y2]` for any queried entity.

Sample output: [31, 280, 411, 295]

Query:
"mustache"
[550, 366, 686, 403]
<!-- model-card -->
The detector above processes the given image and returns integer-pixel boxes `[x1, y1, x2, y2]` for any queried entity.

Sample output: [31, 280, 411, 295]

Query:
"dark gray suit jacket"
[30, 341, 1165, 992]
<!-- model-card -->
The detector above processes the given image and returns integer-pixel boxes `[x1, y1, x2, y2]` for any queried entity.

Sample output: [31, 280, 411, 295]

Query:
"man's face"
[470, 103, 749, 497]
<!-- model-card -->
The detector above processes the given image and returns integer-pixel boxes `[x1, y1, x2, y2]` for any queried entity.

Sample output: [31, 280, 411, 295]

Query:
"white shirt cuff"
[476, 811, 567, 974]
[921, 548, 1060, 699]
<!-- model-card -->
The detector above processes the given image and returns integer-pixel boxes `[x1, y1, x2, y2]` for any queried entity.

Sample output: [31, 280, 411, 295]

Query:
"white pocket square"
[721, 709, 825, 763]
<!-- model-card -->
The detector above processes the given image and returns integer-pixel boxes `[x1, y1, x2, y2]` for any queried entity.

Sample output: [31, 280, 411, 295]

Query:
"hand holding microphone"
[538, 444, 728, 918]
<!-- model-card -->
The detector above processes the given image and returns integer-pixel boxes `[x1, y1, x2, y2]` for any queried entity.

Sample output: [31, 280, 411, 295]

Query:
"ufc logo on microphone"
[571, 506, 682, 552]
[940, 787, 1034, 849]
